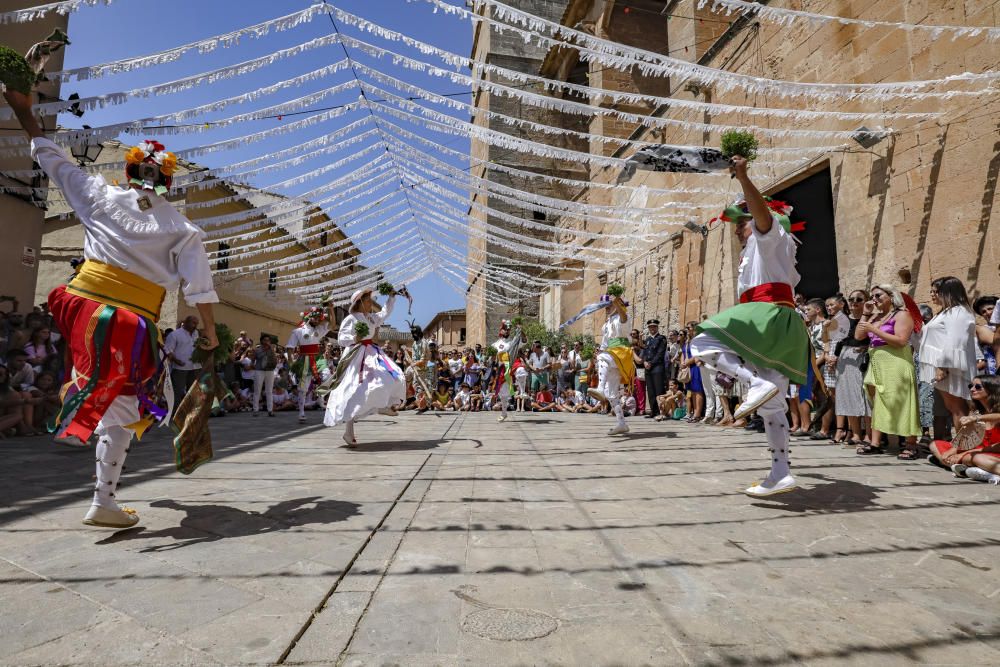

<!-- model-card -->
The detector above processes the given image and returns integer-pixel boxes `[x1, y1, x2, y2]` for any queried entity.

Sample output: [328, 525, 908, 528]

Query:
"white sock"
[344, 420, 356, 440]
[93, 425, 131, 510]
[964, 467, 1000, 484]
[763, 413, 791, 484]
[612, 399, 625, 426]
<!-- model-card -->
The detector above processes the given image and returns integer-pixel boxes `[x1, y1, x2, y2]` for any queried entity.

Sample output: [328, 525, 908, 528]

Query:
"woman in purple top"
[854, 284, 921, 458]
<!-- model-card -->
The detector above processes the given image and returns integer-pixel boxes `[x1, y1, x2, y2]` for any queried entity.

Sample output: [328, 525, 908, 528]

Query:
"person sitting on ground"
[656, 379, 686, 421]
[929, 374, 1000, 484]
[531, 386, 557, 412]
[622, 385, 638, 417]
[0, 365, 38, 436]
[454, 383, 472, 412]
[572, 387, 602, 414]
[554, 388, 577, 413]
[272, 385, 296, 411]
[223, 381, 245, 414]
[30, 370, 62, 429]
[432, 382, 454, 411]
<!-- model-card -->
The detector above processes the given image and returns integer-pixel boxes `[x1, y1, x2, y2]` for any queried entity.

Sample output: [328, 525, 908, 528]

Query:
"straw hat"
[349, 287, 374, 312]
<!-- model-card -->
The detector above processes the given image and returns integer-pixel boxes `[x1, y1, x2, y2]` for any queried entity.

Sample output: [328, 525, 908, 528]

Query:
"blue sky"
[58, 0, 472, 331]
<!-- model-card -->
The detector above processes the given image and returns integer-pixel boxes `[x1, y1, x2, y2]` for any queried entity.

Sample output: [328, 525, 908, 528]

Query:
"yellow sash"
[66, 260, 166, 322]
[498, 351, 510, 363]
[607, 345, 636, 388]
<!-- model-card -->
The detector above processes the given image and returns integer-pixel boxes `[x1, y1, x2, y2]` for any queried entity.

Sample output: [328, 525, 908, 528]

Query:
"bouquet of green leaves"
[190, 323, 236, 368]
[511, 316, 524, 327]
[606, 283, 625, 298]
[720, 130, 759, 162]
[1, 30, 70, 95]
[354, 321, 370, 339]
[485, 345, 498, 358]
[377, 281, 394, 296]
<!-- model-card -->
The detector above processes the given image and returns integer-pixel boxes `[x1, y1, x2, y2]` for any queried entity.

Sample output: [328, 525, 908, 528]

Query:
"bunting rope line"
[46, 3, 328, 80]
[698, 0, 1000, 42]
[416, 0, 1000, 99]
[338, 30, 936, 123]
[0, 0, 112, 24]
[5, 38, 348, 121]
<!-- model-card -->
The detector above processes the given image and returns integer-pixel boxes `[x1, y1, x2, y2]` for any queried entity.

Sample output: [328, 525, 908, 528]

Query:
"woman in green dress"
[854, 284, 922, 458]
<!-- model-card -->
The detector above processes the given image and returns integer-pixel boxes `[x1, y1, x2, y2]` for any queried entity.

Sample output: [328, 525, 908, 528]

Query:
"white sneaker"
[53, 434, 87, 448]
[744, 475, 798, 497]
[298, 414, 307, 422]
[734, 378, 780, 421]
[83, 504, 139, 528]
[497, 414, 507, 423]
[378, 407, 398, 417]
[587, 388, 607, 404]
[342, 432, 357, 448]
[608, 422, 630, 436]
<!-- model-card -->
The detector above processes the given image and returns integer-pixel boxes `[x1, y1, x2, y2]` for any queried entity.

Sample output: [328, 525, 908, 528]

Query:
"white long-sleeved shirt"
[163, 327, 202, 371]
[30, 137, 218, 306]
[337, 296, 394, 347]
[737, 214, 800, 296]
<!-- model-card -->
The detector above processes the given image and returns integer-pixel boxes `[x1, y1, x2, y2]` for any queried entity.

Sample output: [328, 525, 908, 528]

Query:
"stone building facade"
[468, 0, 1000, 341]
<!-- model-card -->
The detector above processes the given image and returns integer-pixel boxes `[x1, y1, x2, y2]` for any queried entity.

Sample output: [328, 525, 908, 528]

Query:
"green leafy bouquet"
[354, 321, 370, 339]
[377, 281, 394, 296]
[190, 323, 236, 368]
[606, 283, 625, 298]
[720, 130, 759, 162]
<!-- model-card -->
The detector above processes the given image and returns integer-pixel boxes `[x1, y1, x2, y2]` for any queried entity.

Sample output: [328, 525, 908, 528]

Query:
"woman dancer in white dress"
[323, 287, 405, 446]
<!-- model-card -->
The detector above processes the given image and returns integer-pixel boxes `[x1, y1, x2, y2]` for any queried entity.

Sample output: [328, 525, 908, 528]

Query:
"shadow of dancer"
[98, 496, 361, 551]
[749, 473, 883, 513]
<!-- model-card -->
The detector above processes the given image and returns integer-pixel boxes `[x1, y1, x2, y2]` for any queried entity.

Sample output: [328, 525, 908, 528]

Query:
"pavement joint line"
[0, 554, 218, 662]
[332, 413, 464, 666]
[512, 420, 708, 666]
[275, 413, 461, 665]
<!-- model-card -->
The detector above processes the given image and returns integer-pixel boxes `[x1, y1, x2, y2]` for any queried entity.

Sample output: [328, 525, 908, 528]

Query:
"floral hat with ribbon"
[299, 305, 327, 324]
[711, 197, 803, 234]
[124, 139, 178, 196]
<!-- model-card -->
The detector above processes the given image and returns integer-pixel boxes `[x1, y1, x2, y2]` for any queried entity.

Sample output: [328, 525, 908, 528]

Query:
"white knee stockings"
[93, 425, 132, 510]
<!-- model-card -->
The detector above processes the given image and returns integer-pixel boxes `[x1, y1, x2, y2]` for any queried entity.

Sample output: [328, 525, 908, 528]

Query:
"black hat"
[646, 319, 660, 326]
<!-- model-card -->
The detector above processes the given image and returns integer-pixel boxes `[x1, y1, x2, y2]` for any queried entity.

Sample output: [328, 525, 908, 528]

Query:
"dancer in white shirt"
[491, 320, 524, 422]
[287, 306, 332, 422]
[4, 88, 219, 528]
[323, 288, 405, 446]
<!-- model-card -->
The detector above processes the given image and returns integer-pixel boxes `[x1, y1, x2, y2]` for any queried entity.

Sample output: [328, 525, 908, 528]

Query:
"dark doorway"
[773, 167, 839, 298]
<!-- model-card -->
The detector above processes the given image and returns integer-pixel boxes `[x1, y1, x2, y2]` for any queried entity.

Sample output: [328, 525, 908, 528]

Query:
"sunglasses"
[848, 297, 865, 303]
[969, 383, 985, 391]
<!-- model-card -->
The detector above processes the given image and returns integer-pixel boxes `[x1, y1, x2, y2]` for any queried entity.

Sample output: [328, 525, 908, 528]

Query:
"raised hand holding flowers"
[354, 321, 370, 340]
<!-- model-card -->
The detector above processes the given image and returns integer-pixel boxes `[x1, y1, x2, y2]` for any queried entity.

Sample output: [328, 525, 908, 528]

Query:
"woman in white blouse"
[918, 277, 978, 434]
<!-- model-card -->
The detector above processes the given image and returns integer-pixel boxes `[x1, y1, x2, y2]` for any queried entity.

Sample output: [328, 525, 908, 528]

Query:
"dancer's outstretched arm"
[731, 156, 772, 234]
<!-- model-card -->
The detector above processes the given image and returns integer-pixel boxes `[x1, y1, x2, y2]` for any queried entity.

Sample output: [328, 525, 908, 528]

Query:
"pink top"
[868, 318, 895, 348]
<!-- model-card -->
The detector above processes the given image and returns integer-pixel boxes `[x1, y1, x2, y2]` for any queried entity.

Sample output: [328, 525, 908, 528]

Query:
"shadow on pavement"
[749, 474, 883, 513]
[97, 496, 361, 551]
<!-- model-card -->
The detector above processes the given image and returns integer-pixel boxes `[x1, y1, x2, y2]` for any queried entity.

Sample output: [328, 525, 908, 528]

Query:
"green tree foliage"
[518, 319, 596, 360]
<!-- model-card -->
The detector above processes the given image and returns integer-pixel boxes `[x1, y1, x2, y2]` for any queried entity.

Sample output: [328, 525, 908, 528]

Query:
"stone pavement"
[1, 411, 999, 666]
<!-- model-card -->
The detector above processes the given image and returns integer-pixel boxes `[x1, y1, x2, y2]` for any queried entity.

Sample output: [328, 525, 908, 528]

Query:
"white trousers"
[690, 333, 791, 481]
[597, 354, 626, 426]
[253, 369, 275, 413]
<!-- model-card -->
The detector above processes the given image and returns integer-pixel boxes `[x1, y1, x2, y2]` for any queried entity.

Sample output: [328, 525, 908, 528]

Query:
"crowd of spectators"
[3, 276, 999, 486]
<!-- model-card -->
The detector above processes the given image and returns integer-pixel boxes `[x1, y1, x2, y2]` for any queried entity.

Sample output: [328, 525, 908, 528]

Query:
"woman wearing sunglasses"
[834, 290, 872, 447]
[854, 284, 922, 458]
[928, 376, 1000, 484]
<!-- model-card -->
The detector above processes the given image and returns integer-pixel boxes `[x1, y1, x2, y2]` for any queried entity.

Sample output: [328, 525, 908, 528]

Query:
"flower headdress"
[710, 197, 804, 234]
[124, 139, 178, 195]
[299, 305, 327, 324]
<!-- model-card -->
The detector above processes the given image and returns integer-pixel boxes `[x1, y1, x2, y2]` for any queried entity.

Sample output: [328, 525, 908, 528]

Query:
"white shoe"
[378, 407, 398, 417]
[83, 504, 139, 528]
[744, 475, 798, 497]
[733, 379, 780, 421]
[587, 388, 607, 404]
[608, 422, 630, 436]
[298, 414, 307, 422]
[497, 414, 507, 423]
[342, 432, 357, 448]
[53, 434, 87, 448]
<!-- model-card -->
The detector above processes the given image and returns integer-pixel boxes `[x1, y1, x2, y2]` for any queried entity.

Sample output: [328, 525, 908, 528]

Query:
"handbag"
[858, 350, 870, 374]
[677, 364, 692, 385]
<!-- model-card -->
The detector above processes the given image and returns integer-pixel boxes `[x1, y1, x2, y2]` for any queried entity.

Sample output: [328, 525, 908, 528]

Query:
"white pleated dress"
[323, 296, 406, 426]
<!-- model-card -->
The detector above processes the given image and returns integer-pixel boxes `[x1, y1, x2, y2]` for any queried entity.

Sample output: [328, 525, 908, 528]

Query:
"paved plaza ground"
[1, 410, 999, 666]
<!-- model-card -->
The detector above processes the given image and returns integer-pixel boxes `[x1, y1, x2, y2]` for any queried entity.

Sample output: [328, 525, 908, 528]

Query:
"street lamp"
[69, 126, 102, 165]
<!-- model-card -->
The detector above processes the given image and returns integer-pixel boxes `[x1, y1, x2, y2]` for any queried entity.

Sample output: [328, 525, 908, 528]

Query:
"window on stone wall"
[217, 242, 230, 270]
[320, 231, 328, 247]
[533, 211, 546, 222]
[460, 327, 466, 342]
[268, 270, 277, 292]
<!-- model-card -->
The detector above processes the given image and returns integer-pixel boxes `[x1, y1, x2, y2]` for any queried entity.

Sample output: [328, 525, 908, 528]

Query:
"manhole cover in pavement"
[461, 608, 559, 641]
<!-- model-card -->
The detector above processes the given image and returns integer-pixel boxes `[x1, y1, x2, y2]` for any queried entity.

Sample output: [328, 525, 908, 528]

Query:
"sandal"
[856, 443, 884, 455]
[830, 429, 847, 444]
[897, 448, 919, 460]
